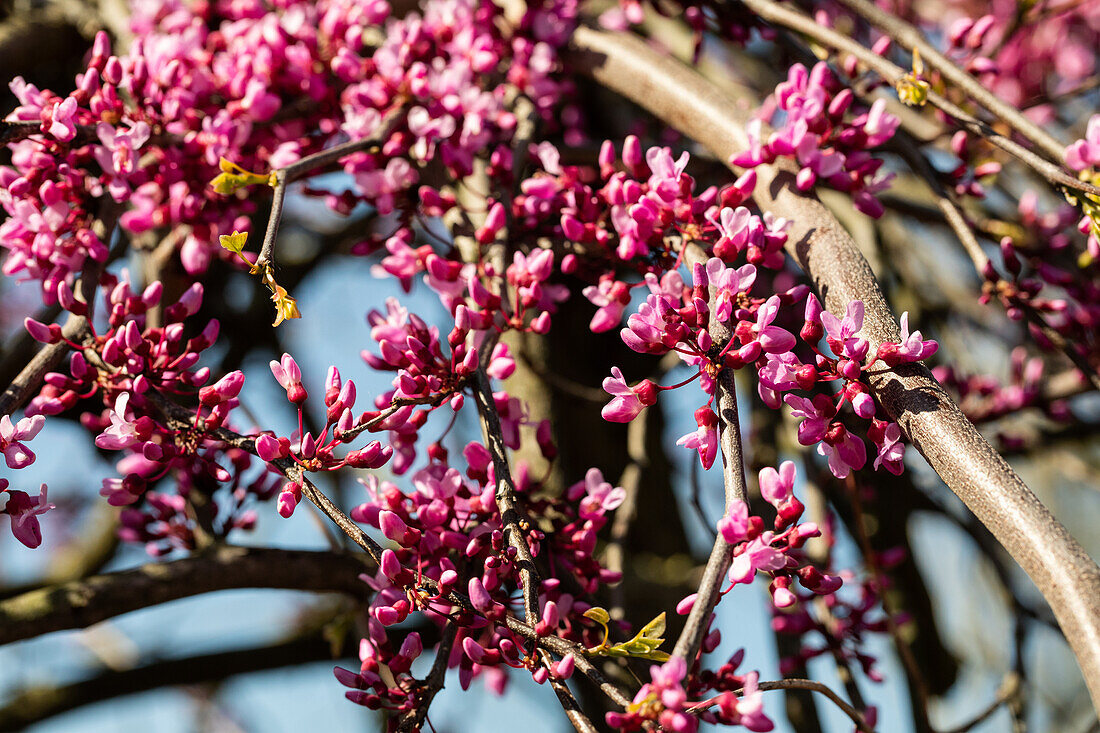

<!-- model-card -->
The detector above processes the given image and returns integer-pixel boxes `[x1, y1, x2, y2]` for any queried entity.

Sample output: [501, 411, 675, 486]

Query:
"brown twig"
[830, 0, 1068, 164]
[0, 545, 369, 646]
[887, 116, 1100, 392]
[688, 678, 874, 732]
[671, 244, 749, 665]
[938, 674, 1021, 733]
[396, 621, 458, 733]
[0, 624, 355, 731]
[472, 366, 543, 623]
[253, 104, 408, 274]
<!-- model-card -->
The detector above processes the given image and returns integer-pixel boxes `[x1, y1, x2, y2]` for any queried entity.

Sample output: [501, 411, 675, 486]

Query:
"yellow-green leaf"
[583, 607, 610, 625]
[211, 157, 272, 195]
[219, 230, 249, 255]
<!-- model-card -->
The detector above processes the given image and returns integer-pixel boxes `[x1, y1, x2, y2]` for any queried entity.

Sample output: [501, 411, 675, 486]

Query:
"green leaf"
[583, 607, 610, 625]
[589, 611, 670, 662]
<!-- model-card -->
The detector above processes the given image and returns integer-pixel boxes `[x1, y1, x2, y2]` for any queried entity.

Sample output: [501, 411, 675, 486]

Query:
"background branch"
[0, 546, 369, 646]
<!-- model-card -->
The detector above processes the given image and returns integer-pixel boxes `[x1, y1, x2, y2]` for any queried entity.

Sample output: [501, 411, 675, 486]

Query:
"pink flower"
[677, 406, 718, 469]
[601, 367, 656, 422]
[270, 353, 307, 404]
[1066, 115, 1100, 171]
[820, 299, 869, 362]
[857, 99, 900, 147]
[870, 420, 905, 475]
[818, 425, 867, 479]
[729, 534, 786, 584]
[718, 498, 752, 544]
[47, 97, 78, 141]
[694, 257, 756, 322]
[95, 393, 141, 450]
[744, 296, 796, 354]
[876, 312, 938, 365]
[645, 146, 690, 203]
[572, 467, 626, 518]
[759, 461, 796, 508]
[3, 484, 54, 548]
[784, 394, 833, 446]
[621, 293, 683, 355]
[719, 672, 775, 731]
[95, 121, 151, 201]
[0, 414, 45, 469]
[583, 278, 630, 332]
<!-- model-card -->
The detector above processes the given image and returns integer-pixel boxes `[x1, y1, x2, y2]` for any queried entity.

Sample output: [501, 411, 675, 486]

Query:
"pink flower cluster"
[332, 463, 627, 720]
[733, 62, 899, 218]
[602, 247, 936, 478]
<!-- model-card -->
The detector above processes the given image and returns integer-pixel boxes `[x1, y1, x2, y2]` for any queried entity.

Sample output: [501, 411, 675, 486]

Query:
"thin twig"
[472, 366, 543, 623]
[253, 104, 408, 273]
[671, 244, 749, 664]
[891, 140, 1100, 392]
[938, 674, 1021, 733]
[539, 649, 599, 733]
[0, 546, 370, 645]
[830, 0, 1069, 164]
[688, 678, 874, 732]
[396, 622, 458, 733]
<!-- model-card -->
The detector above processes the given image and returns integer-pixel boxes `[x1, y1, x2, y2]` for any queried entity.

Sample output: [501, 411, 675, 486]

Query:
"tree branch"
[472, 366, 543, 623]
[0, 627, 355, 731]
[395, 621, 458, 733]
[0, 545, 370, 646]
[253, 104, 408, 274]
[567, 25, 1100, 714]
[671, 244, 750, 665]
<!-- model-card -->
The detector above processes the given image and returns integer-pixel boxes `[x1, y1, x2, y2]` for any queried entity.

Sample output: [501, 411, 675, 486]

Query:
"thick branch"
[0, 545, 369, 646]
[567, 25, 1100, 714]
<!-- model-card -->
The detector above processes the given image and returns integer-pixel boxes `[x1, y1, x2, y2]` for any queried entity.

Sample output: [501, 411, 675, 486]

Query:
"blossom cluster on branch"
[1, 0, 1099, 729]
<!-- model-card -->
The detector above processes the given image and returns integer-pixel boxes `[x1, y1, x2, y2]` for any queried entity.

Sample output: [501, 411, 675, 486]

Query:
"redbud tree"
[1, 0, 1099, 730]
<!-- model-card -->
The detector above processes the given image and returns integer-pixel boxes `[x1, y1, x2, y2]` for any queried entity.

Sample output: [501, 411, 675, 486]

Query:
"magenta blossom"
[870, 420, 905, 475]
[95, 393, 141, 450]
[820, 299, 869, 362]
[784, 393, 834, 446]
[694, 257, 757, 323]
[3, 483, 54, 548]
[741, 295, 796, 354]
[1066, 115, 1100, 171]
[568, 467, 626, 519]
[729, 534, 786, 584]
[818, 425, 867, 479]
[876, 312, 938, 366]
[0, 414, 45, 469]
[601, 367, 657, 422]
[759, 460, 796, 507]
[677, 406, 719, 469]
